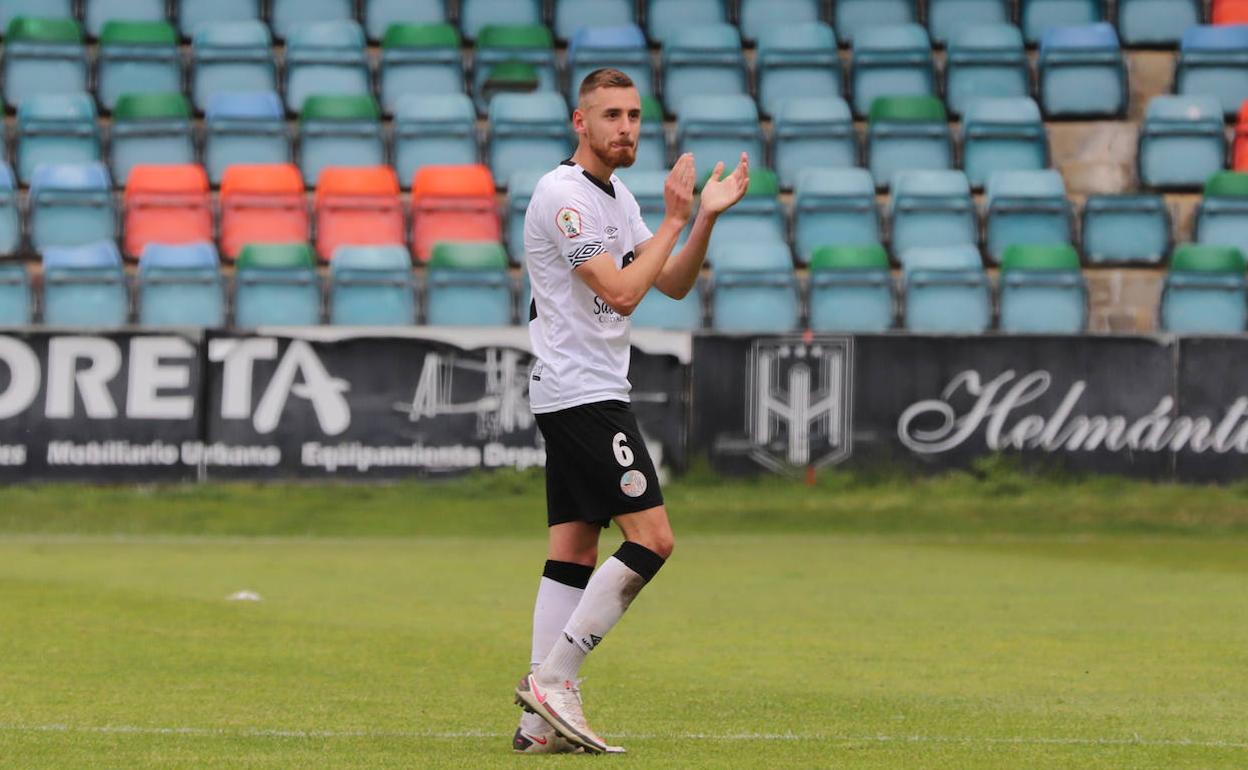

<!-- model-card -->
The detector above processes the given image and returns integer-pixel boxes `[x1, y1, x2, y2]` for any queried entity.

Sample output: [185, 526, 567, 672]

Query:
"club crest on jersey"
[556, 207, 583, 238]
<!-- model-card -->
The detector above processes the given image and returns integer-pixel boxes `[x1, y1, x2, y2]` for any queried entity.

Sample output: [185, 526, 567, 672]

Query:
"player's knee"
[644, 531, 674, 560]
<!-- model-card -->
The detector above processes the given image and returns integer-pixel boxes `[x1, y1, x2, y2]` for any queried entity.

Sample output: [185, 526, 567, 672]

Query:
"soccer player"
[511, 68, 749, 754]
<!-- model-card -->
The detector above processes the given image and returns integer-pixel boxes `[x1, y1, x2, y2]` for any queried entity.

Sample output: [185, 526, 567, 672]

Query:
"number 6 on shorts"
[612, 432, 634, 467]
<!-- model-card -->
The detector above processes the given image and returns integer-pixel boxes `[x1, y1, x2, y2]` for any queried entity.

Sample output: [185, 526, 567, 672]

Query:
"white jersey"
[525, 160, 654, 414]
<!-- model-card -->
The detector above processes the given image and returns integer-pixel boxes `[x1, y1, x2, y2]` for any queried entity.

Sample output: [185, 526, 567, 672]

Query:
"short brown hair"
[578, 68, 636, 101]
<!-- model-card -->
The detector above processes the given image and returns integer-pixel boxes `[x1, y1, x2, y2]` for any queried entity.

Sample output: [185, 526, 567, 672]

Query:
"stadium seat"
[890, 170, 977, 262]
[1215, 0, 1248, 23]
[985, 170, 1074, 263]
[636, 96, 668, 171]
[85, 0, 166, 39]
[299, 94, 385, 186]
[740, 0, 820, 44]
[1038, 23, 1126, 118]
[944, 24, 1030, 118]
[661, 23, 747, 117]
[616, 170, 669, 234]
[928, 0, 1010, 46]
[425, 241, 513, 325]
[793, 168, 880, 264]
[365, 0, 445, 42]
[773, 98, 856, 191]
[711, 269, 801, 332]
[0, 0, 71, 31]
[555, 0, 635, 43]
[1176, 26, 1248, 117]
[42, 241, 129, 327]
[808, 244, 894, 332]
[285, 20, 371, 114]
[314, 166, 405, 262]
[706, 169, 787, 254]
[1080, 194, 1171, 265]
[16, 92, 100, 185]
[1021, 0, 1104, 44]
[677, 95, 765, 182]
[394, 94, 478, 190]
[631, 284, 704, 330]
[0, 165, 19, 257]
[998, 244, 1087, 333]
[756, 23, 841, 119]
[97, 21, 181, 111]
[219, 163, 309, 261]
[379, 23, 464, 114]
[191, 21, 276, 113]
[1138, 95, 1226, 190]
[850, 24, 935, 117]
[1117, 0, 1200, 46]
[834, 0, 915, 45]
[460, 0, 541, 42]
[961, 98, 1049, 189]
[29, 162, 116, 251]
[1196, 170, 1248, 256]
[270, 0, 353, 41]
[123, 164, 213, 260]
[179, 0, 260, 38]
[0, 262, 31, 325]
[567, 25, 653, 106]
[110, 93, 196, 186]
[473, 24, 558, 113]
[1161, 243, 1247, 332]
[647, 0, 727, 46]
[410, 164, 501, 263]
[506, 169, 546, 260]
[488, 93, 571, 188]
[137, 242, 226, 327]
[234, 243, 322, 327]
[329, 244, 417, 325]
[708, 240, 792, 271]
[902, 244, 991, 333]
[867, 96, 953, 187]
[3, 17, 87, 109]
[204, 91, 289, 185]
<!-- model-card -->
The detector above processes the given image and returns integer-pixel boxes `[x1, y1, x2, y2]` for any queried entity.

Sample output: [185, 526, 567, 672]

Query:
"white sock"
[525, 560, 593, 711]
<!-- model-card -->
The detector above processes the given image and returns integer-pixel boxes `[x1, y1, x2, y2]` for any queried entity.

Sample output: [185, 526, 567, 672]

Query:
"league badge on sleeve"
[556, 207, 583, 238]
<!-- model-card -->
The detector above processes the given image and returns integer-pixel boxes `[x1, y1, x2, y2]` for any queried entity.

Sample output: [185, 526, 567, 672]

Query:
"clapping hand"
[700, 153, 750, 215]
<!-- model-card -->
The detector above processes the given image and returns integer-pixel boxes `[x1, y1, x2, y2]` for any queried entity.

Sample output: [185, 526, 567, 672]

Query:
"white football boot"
[514, 673, 622, 754]
[512, 713, 583, 754]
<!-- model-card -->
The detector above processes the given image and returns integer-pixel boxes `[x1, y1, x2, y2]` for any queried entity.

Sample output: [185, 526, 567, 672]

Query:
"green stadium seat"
[85, 0, 167, 39]
[380, 23, 464, 113]
[473, 24, 557, 113]
[97, 21, 181, 110]
[808, 244, 894, 332]
[3, 17, 87, 109]
[299, 94, 385, 186]
[365, 0, 446, 42]
[426, 242, 514, 326]
[867, 96, 952, 187]
[110, 92, 196, 186]
[1161, 244, 1248, 333]
[234, 243, 322, 327]
[1195, 171, 1248, 258]
[999, 244, 1088, 333]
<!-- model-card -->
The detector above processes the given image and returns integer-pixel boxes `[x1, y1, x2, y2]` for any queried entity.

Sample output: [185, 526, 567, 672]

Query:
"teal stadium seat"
[138, 242, 226, 328]
[850, 23, 935, 117]
[927, 0, 1010, 46]
[631, 284, 704, 330]
[709, 240, 792, 271]
[426, 242, 513, 326]
[808, 244, 894, 333]
[616, 170, 669, 234]
[793, 168, 880, 265]
[1176, 25, 1248, 117]
[755, 22, 841, 119]
[29, 162, 116, 251]
[711, 269, 801, 332]
[329, 244, 417, 326]
[1116, 0, 1200, 47]
[1081, 194, 1171, 265]
[234, 243, 322, 327]
[945, 24, 1030, 118]
[473, 24, 558, 114]
[773, 97, 856, 191]
[365, 0, 445, 42]
[1021, 0, 1104, 44]
[299, 94, 385, 186]
[890, 170, 977, 262]
[42, 241, 129, 328]
[1038, 23, 1127, 118]
[834, 0, 915, 45]
[0, 164, 19, 257]
[636, 96, 668, 171]
[0, 262, 31, 325]
[568, 25, 653, 106]
[1197, 171, 1248, 257]
[178, 0, 260, 38]
[0, 0, 71, 30]
[902, 244, 991, 333]
[661, 23, 746, 117]
[459, 0, 541, 42]
[740, 0, 820, 44]
[285, 20, 371, 114]
[677, 95, 764, 183]
[985, 170, 1074, 263]
[192, 21, 276, 113]
[85, 0, 166, 39]
[706, 169, 787, 254]
[488, 93, 571, 188]
[961, 97, 1049, 189]
[379, 23, 464, 114]
[16, 92, 100, 185]
[1161, 244, 1247, 333]
[1138, 95, 1226, 190]
[204, 91, 290, 185]
[3, 17, 87, 110]
[507, 169, 546, 261]
[647, 0, 726, 46]
[394, 94, 478, 190]
[270, 0, 353, 41]
[97, 21, 181, 111]
[555, 0, 635, 43]
[998, 244, 1087, 333]
[867, 96, 952, 187]
[110, 93, 196, 186]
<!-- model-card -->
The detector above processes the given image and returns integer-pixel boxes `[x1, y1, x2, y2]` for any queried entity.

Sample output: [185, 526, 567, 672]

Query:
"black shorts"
[536, 400, 665, 527]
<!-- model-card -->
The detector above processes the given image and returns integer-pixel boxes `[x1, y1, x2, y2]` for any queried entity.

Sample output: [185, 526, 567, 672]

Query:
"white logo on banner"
[209, 338, 351, 436]
[395, 348, 534, 440]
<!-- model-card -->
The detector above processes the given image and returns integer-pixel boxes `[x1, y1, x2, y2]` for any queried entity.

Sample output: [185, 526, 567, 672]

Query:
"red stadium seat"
[123, 164, 212, 260]
[410, 164, 501, 263]
[1214, 0, 1248, 24]
[219, 164, 309, 262]
[1235, 101, 1248, 170]
[314, 166, 405, 261]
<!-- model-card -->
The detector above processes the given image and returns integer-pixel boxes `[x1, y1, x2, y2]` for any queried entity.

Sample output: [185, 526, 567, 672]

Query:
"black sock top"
[614, 541, 666, 583]
[543, 559, 594, 589]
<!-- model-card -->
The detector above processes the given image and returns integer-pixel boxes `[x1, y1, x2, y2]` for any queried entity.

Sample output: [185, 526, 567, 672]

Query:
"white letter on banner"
[45, 337, 121, 419]
[254, 341, 350, 436]
[0, 336, 40, 419]
[127, 337, 196, 419]
[209, 337, 278, 420]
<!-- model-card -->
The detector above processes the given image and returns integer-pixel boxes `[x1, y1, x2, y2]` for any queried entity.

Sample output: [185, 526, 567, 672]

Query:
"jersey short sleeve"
[544, 183, 608, 269]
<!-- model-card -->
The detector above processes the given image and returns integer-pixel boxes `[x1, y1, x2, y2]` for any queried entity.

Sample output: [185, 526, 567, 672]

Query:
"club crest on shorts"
[620, 469, 647, 498]
[556, 207, 582, 238]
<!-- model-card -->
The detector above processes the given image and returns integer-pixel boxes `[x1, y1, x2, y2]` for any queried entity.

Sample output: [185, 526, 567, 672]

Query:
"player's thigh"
[613, 505, 674, 559]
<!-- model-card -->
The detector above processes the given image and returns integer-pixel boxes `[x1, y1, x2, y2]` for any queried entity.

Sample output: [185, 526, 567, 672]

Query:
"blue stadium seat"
[192, 21, 277, 113]
[364, 0, 446, 42]
[0, 165, 19, 257]
[473, 25, 558, 114]
[985, 170, 1074, 263]
[29, 162, 116, 251]
[394, 94, 478, 190]
[944, 23, 1029, 118]
[834, 0, 915, 45]
[850, 24, 935, 117]
[97, 21, 182, 111]
[631, 284, 704, 330]
[636, 96, 668, 171]
[42, 241, 129, 328]
[928, 0, 1010, 46]
[0, 0, 72, 30]
[110, 93, 196, 186]
[329, 244, 417, 325]
[506, 169, 547, 260]
[3, 17, 88, 110]
[998, 244, 1087, 333]
[1080, 194, 1171, 265]
[568, 25, 652, 106]
[902, 244, 991, 333]
[234, 243, 322, 327]
[555, 0, 635, 43]
[711, 269, 801, 332]
[1176, 25, 1248, 118]
[426, 242, 513, 325]
[299, 94, 386, 186]
[84, 0, 166, 38]
[661, 23, 747, 117]
[890, 170, 977, 262]
[16, 92, 100, 185]
[178, 0, 260, 38]
[867, 96, 953, 187]
[755, 23, 841, 119]
[379, 23, 464, 114]
[773, 97, 856, 191]
[1021, 0, 1104, 44]
[204, 91, 290, 185]
[709, 240, 792, 271]
[793, 168, 880, 264]
[0, 262, 31, 325]
[740, 0, 820, 44]
[808, 244, 894, 332]
[647, 0, 726, 46]
[488, 93, 572, 188]
[1117, 0, 1200, 47]
[270, 0, 353, 41]
[616, 170, 669, 234]
[460, 0, 541, 42]
[677, 95, 764, 182]
[137, 242, 226, 327]
[1038, 23, 1127, 118]
[1138, 95, 1226, 190]
[707, 171, 787, 255]
[961, 97, 1049, 189]
[285, 20, 371, 114]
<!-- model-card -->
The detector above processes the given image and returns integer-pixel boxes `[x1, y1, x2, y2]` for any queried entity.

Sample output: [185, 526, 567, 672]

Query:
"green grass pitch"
[1, 466, 1247, 769]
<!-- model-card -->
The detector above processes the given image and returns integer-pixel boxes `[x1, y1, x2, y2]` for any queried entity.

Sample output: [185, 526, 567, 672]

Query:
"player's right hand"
[664, 152, 695, 224]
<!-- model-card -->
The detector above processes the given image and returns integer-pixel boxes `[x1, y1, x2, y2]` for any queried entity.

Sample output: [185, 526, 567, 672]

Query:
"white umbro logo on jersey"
[605, 225, 619, 240]
[556, 207, 582, 238]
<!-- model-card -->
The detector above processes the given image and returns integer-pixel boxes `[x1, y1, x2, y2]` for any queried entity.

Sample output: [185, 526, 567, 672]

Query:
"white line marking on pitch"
[1, 724, 1245, 750]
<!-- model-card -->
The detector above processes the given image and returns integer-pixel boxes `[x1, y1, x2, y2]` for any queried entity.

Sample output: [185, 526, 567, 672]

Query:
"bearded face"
[576, 87, 642, 170]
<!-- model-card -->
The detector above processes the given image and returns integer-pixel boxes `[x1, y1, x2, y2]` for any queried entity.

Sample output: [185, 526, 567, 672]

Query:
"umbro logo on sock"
[583, 634, 603, 651]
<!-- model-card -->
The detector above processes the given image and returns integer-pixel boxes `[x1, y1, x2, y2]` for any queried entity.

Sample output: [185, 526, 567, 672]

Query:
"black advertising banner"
[1173, 337, 1248, 483]
[0, 330, 204, 482]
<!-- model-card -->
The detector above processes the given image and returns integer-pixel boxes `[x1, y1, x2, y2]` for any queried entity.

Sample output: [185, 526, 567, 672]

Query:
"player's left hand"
[699, 153, 750, 215]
